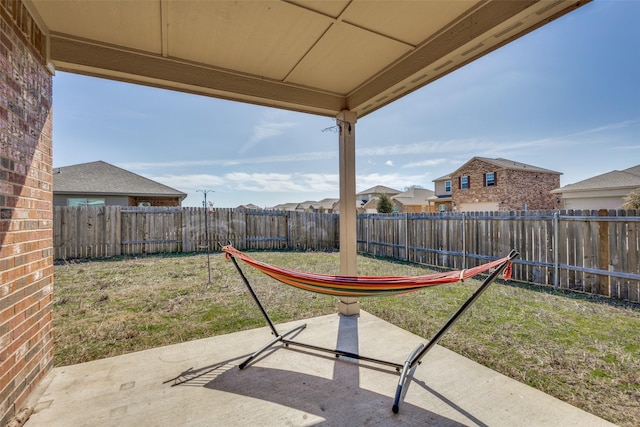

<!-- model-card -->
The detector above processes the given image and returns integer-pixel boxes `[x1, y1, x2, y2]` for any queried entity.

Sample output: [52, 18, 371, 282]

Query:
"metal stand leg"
[391, 250, 519, 413]
[227, 253, 308, 369]
[393, 343, 425, 413]
[239, 324, 307, 369]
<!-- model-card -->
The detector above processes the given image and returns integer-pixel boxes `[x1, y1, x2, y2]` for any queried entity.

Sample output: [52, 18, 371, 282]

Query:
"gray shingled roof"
[432, 174, 452, 182]
[357, 185, 401, 196]
[311, 198, 339, 210]
[392, 187, 435, 205]
[623, 165, 640, 176]
[53, 161, 186, 198]
[552, 167, 640, 193]
[434, 157, 561, 182]
[465, 157, 561, 175]
[269, 202, 300, 211]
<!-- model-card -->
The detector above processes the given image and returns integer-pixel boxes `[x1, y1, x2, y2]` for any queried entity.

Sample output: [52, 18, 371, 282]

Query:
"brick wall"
[0, 1, 54, 425]
[452, 159, 560, 211]
[501, 168, 561, 211]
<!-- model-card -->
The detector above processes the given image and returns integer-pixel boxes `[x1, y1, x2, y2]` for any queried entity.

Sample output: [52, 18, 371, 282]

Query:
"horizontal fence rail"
[53, 207, 640, 303]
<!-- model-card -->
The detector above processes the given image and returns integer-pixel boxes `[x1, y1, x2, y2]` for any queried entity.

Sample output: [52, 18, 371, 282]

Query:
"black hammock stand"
[223, 246, 519, 414]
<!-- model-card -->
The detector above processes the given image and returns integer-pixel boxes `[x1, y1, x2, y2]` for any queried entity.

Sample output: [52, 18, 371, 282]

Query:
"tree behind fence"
[53, 206, 640, 303]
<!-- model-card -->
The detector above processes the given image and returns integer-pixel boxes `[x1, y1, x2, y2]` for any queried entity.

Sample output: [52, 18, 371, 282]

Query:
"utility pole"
[197, 189, 215, 284]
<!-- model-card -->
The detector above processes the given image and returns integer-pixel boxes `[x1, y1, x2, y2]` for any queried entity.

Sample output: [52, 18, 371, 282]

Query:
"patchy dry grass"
[54, 251, 640, 426]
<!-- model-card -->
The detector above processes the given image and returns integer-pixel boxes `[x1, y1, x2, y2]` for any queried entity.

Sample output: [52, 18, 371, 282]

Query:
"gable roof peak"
[357, 185, 401, 195]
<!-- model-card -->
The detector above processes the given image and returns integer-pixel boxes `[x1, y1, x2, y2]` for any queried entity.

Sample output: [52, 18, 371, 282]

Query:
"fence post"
[367, 214, 370, 254]
[598, 209, 611, 296]
[405, 213, 409, 261]
[553, 210, 559, 289]
[462, 212, 467, 269]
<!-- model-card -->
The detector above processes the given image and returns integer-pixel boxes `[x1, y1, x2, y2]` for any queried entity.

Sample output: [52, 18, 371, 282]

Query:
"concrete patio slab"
[24, 311, 614, 426]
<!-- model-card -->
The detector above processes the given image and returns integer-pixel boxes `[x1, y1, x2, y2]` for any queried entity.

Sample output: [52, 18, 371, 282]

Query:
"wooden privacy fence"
[53, 206, 339, 259]
[357, 210, 640, 303]
[53, 207, 640, 302]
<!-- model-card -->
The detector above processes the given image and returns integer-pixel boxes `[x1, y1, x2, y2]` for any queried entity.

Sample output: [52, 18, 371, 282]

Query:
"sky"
[52, 1, 640, 208]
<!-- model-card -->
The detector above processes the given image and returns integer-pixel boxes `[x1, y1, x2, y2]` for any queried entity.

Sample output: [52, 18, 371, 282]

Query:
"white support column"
[337, 110, 359, 315]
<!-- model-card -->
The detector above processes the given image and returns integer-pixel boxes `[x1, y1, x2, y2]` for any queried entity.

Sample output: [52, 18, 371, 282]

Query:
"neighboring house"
[53, 161, 186, 207]
[236, 204, 262, 211]
[268, 202, 300, 211]
[296, 201, 317, 212]
[360, 197, 380, 214]
[331, 186, 402, 214]
[331, 199, 361, 214]
[442, 157, 562, 212]
[551, 165, 640, 210]
[430, 174, 453, 212]
[392, 187, 436, 213]
[356, 185, 401, 206]
[311, 198, 339, 213]
[270, 199, 340, 213]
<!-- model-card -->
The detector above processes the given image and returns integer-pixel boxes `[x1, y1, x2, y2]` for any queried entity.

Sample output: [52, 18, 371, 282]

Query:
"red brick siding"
[500, 169, 561, 210]
[0, 2, 53, 425]
[452, 159, 560, 211]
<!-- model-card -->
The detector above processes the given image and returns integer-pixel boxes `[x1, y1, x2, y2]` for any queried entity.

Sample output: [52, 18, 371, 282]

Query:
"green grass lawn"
[53, 251, 640, 426]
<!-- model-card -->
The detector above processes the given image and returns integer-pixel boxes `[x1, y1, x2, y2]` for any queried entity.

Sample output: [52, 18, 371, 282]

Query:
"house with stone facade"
[433, 157, 561, 212]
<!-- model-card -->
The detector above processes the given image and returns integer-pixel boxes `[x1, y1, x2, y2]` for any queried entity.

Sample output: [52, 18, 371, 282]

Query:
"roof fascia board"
[49, 34, 346, 117]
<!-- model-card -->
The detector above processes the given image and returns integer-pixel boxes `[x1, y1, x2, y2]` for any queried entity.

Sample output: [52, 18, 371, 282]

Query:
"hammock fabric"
[222, 245, 513, 297]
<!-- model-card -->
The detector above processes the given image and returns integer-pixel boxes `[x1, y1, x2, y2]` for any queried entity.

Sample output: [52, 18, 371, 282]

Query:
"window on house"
[460, 176, 470, 189]
[445, 180, 451, 192]
[67, 198, 105, 207]
[485, 172, 496, 187]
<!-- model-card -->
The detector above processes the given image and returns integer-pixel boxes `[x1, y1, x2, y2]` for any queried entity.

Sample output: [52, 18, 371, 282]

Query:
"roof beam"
[50, 34, 346, 116]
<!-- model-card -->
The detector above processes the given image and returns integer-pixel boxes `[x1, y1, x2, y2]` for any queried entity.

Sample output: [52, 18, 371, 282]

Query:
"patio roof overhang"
[26, 0, 590, 119]
[24, 0, 591, 309]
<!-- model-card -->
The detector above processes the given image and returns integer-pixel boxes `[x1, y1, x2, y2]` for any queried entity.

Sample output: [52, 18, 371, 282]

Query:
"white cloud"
[120, 151, 336, 170]
[239, 110, 299, 153]
[403, 158, 449, 168]
[149, 171, 435, 198]
[574, 118, 640, 136]
[144, 174, 226, 190]
[385, 160, 393, 166]
[148, 172, 339, 195]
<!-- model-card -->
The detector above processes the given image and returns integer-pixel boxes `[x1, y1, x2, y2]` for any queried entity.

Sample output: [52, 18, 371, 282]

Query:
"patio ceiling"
[26, 0, 589, 118]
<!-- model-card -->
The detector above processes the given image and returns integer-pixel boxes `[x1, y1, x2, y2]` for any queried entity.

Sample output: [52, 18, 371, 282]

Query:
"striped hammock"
[222, 245, 513, 297]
